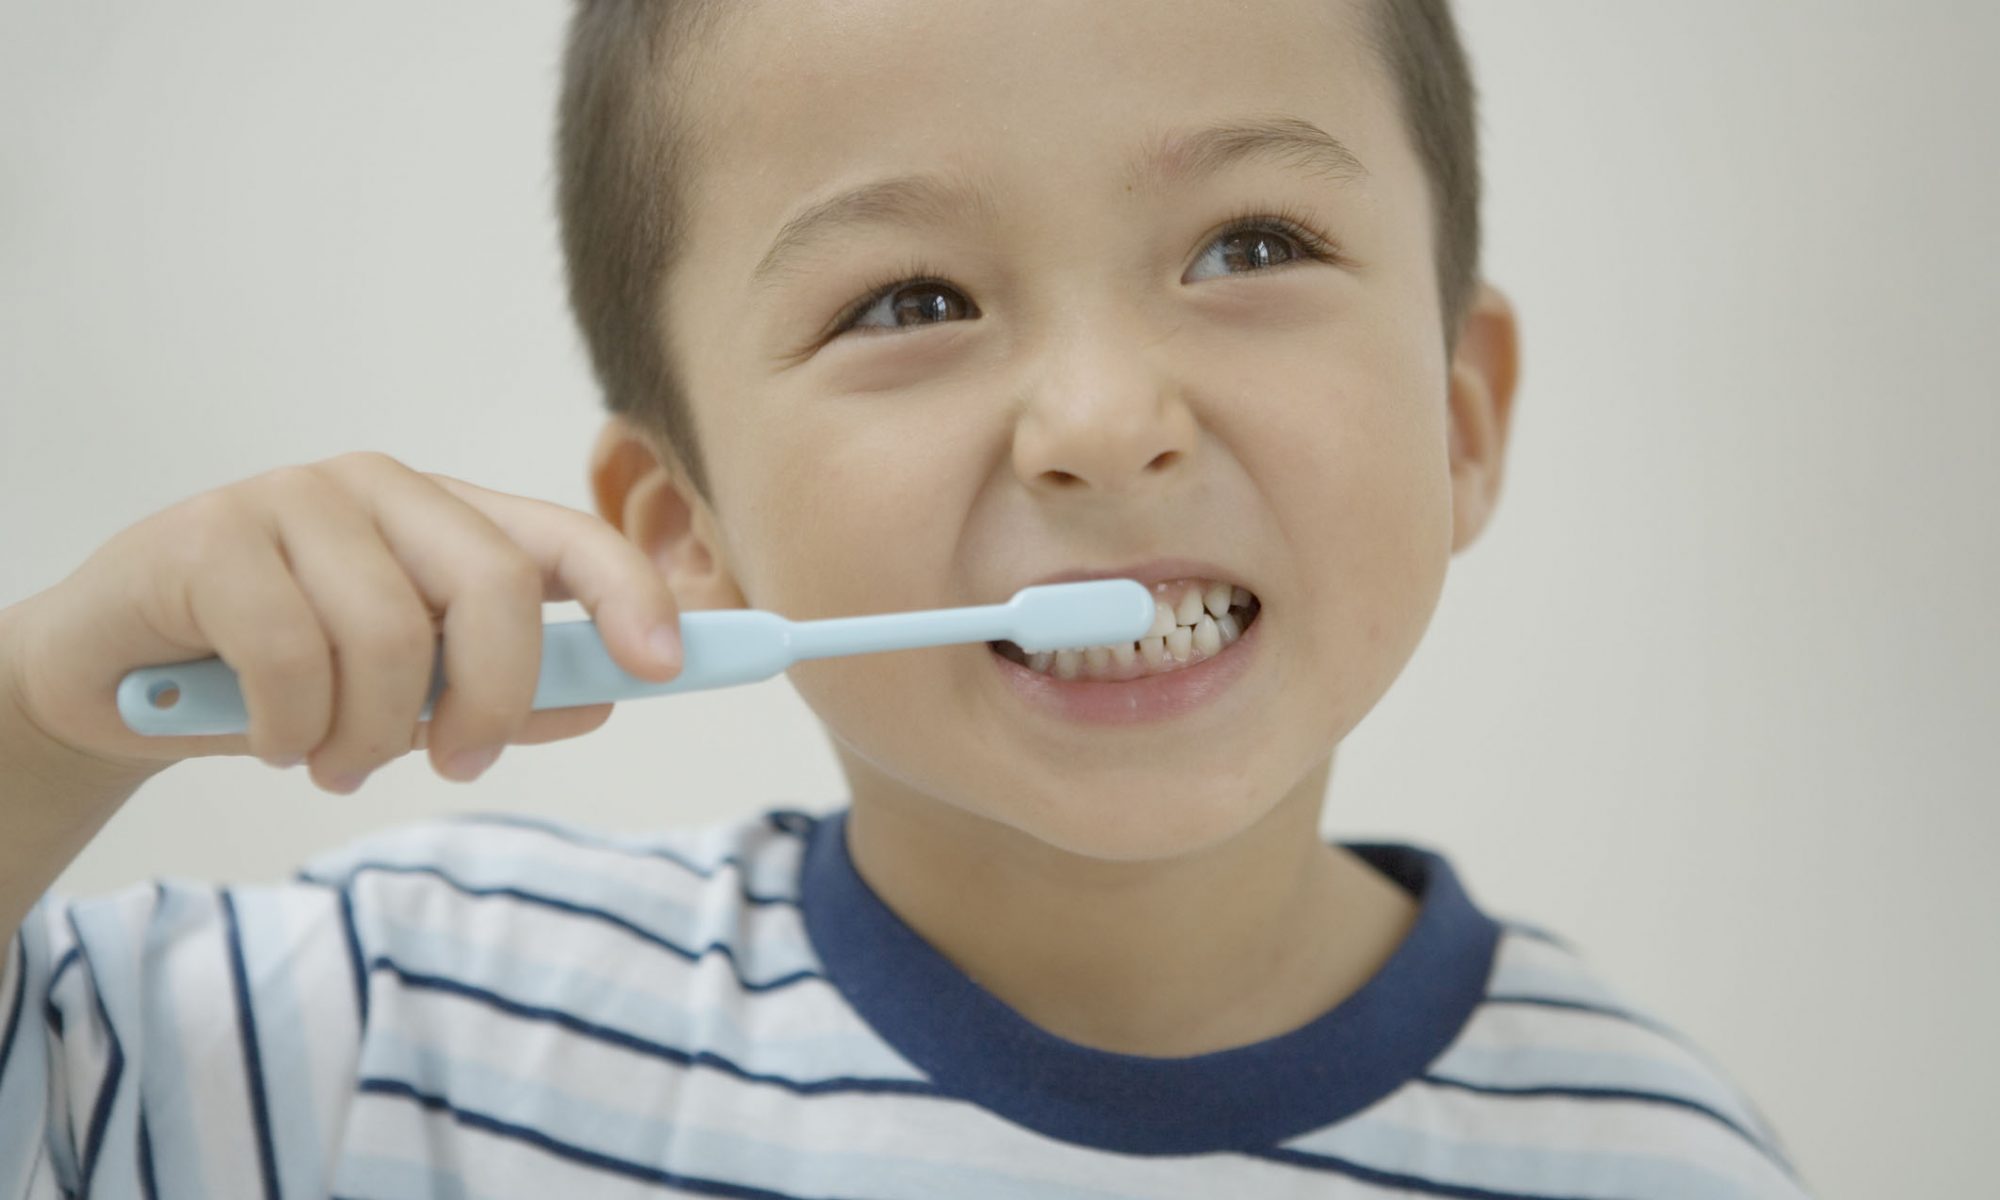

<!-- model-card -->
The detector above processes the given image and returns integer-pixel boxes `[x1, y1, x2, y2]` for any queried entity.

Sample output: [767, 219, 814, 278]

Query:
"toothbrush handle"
[116, 610, 795, 736]
[782, 603, 1009, 660]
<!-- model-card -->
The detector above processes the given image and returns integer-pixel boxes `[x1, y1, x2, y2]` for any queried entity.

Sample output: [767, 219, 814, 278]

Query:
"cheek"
[739, 422, 969, 614]
[1234, 341, 1453, 706]
[785, 644, 982, 804]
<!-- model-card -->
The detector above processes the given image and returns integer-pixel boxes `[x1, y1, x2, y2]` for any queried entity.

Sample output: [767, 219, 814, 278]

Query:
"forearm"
[0, 607, 159, 939]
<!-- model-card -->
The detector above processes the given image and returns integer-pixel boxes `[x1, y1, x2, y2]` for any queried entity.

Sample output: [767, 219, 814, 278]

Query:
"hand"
[1, 451, 683, 794]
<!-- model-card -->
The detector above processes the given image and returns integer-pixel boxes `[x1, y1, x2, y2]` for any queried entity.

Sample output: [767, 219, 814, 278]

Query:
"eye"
[1185, 207, 1343, 283]
[830, 258, 977, 338]
[824, 206, 1343, 339]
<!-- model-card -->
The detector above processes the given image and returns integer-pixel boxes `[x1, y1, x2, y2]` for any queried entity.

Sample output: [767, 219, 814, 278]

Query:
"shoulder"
[295, 805, 825, 983]
[298, 804, 816, 895]
[1434, 918, 1813, 1196]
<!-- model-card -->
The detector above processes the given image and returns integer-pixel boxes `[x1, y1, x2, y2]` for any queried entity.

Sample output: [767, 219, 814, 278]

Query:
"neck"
[837, 751, 1418, 1058]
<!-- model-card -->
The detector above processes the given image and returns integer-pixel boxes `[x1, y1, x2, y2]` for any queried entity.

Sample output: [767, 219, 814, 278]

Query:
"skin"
[589, 0, 1519, 1057]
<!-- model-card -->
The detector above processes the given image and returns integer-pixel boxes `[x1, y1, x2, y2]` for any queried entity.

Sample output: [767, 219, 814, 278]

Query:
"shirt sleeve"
[2, 875, 368, 1199]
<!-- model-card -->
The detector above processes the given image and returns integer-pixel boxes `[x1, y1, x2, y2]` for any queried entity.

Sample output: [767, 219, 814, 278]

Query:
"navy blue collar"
[798, 807, 1501, 1155]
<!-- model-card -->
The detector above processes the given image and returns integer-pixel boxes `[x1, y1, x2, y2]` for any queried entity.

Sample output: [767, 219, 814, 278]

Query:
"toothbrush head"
[1002, 579, 1156, 653]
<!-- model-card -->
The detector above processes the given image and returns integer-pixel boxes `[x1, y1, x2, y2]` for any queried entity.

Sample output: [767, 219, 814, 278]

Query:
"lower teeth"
[997, 600, 1259, 680]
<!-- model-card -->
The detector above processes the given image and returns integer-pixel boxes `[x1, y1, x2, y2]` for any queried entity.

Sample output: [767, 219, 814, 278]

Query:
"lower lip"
[986, 611, 1263, 725]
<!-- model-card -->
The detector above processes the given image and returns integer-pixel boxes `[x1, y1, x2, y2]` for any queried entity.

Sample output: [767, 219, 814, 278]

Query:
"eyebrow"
[750, 114, 1368, 289]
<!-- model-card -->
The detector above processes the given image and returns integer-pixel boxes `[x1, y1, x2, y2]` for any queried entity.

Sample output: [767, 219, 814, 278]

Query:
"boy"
[0, 0, 1816, 1195]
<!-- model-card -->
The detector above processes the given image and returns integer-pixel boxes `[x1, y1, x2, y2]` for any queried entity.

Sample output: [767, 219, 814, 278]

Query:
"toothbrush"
[115, 578, 1155, 736]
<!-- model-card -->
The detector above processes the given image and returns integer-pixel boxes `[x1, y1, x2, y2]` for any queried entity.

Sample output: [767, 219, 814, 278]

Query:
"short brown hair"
[556, 0, 1481, 502]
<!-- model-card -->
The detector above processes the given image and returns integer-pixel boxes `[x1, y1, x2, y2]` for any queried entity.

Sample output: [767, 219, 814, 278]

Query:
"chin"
[976, 775, 1278, 864]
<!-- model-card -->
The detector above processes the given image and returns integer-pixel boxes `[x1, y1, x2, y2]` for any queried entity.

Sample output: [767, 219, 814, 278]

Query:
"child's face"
[612, 0, 1515, 860]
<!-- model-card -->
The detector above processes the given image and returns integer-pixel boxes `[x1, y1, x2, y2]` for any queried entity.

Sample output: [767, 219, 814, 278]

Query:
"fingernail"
[445, 745, 502, 782]
[648, 624, 681, 667]
[326, 770, 370, 794]
[265, 754, 303, 770]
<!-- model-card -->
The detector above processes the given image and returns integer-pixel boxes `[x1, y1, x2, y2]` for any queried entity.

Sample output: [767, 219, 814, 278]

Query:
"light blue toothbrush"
[116, 578, 1153, 736]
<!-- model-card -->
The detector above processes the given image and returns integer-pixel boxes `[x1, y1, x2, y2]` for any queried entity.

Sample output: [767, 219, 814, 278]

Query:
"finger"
[255, 465, 442, 792]
[175, 497, 336, 768]
[421, 470, 684, 682]
[318, 453, 548, 780]
[410, 702, 615, 751]
[511, 703, 615, 744]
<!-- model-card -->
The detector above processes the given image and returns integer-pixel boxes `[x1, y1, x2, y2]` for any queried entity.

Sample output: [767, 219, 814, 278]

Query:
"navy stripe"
[371, 956, 938, 1100]
[138, 1110, 159, 1200]
[1248, 1144, 1597, 1200]
[39, 943, 83, 1047]
[447, 811, 803, 906]
[46, 945, 81, 995]
[288, 872, 378, 1028]
[1483, 993, 1700, 1055]
[219, 889, 282, 1200]
[1739, 1092, 1802, 1179]
[1416, 1071, 1794, 1176]
[338, 884, 369, 1026]
[1495, 919, 1578, 954]
[1478, 992, 1799, 1175]
[0, 937, 24, 1082]
[65, 914, 125, 1197]
[308, 862, 824, 993]
[762, 809, 819, 838]
[357, 1075, 830, 1200]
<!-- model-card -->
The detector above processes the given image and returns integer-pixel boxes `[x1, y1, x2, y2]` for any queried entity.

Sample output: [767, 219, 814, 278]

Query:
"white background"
[4, 4, 1995, 1194]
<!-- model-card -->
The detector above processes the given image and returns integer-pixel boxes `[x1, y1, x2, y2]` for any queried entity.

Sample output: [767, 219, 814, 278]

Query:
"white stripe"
[310, 833, 822, 988]
[64, 885, 155, 1196]
[307, 814, 808, 909]
[169, 887, 276, 1200]
[366, 908, 916, 1083]
[1448, 1003, 1764, 1125]
[139, 884, 218, 1200]
[1284, 1089, 1805, 1198]
[345, 981, 1374, 1200]
[1486, 930, 1640, 1008]
[452, 813, 813, 901]
[338, 1094, 695, 1200]
[228, 882, 364, 1197]
[3, 910, 60, 1197]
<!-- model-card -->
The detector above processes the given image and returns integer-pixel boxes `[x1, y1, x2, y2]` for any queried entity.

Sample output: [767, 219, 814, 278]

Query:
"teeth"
[1002, 576, 1260, 680]
[1203, 582, 1232, 619]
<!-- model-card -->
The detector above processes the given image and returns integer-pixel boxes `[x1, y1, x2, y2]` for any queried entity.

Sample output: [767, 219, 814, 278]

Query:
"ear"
[588, 416, 747, 611]
[1445, 281, 1522, 554]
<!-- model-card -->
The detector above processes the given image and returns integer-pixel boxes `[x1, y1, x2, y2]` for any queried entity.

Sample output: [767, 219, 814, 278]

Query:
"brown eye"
[838, 277, 977, 335]
[884, 286, 971, 328]
[1185, 212, 1341, 284]
[1218, 228, 1301, 271]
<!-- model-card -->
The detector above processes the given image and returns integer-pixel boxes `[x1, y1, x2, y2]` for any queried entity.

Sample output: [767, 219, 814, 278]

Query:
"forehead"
[675, 0, 1407, 263]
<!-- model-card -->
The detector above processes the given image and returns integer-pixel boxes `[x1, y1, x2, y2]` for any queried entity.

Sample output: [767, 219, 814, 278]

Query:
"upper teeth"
[1023, 577, 1257, 680]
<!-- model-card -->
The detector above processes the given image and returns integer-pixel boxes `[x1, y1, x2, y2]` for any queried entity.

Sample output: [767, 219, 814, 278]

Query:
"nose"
[1011, 323, 1200, 496]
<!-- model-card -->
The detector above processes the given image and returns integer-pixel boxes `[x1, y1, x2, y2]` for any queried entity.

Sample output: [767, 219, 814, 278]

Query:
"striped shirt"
[2, 805, 1816, 1198]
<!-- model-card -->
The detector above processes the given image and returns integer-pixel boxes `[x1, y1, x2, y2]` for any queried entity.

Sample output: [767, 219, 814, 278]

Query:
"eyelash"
[826, 203, 1345, 338]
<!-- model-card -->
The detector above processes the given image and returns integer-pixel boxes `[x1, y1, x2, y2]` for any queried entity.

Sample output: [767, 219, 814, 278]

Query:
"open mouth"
[989, 577, 1262, 682]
